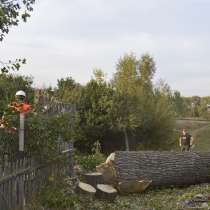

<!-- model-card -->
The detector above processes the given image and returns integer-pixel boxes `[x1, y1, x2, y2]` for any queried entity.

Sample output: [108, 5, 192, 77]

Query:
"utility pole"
[15, 90, 31, 153]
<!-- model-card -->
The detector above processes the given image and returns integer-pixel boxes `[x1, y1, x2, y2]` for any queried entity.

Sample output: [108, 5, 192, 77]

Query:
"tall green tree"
[72, 72, 114, 153]
[198, 97, 210, 119]
[113, 53, 175, 151]
[113, 53, 139, 95]
[171, 90, 186, 117]
[55, 76, 81, 104]
[113, 53, 140, 150]
[138, 54, 156, 93]
[142, 81, 175, 149]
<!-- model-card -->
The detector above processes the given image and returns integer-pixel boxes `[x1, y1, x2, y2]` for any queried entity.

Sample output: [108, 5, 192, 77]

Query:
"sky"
[1, 0, 210, 96]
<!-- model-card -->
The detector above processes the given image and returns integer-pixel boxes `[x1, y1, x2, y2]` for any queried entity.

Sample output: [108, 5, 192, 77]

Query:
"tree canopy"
[2, 52, 205, 155]
[52, 53, 177, 153]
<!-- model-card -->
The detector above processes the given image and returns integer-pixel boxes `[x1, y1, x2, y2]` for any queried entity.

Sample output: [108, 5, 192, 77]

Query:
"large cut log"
[83, 172, 104, 187]
[98, 151, 210, 187]
[76, 182, 96, 198]
[96, 184, 117, 201]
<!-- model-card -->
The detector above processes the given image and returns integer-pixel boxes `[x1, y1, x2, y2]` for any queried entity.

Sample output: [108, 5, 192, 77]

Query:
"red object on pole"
[9, 102, 31, 113]
[5, 101, 32, 151]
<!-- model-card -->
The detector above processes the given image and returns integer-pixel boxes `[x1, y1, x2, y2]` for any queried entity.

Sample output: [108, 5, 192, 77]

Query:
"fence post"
[67, 143, 73, 176]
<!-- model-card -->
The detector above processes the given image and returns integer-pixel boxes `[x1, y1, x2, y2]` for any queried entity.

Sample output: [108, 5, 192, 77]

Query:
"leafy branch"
[0, 0, 35, 41]
[0, 58, 26, 73]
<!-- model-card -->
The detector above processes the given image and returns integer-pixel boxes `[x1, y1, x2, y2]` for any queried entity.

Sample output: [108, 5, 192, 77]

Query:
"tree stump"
[84, 172, 104, 187]
[76, 182, 96, 198]
[96, 184, 117, 201]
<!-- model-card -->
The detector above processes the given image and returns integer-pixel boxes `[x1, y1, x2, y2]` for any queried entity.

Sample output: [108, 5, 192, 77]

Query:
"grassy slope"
[174, 119, 210, 151]
[29, 184, 210, 210]
[193, 125, 210, 152]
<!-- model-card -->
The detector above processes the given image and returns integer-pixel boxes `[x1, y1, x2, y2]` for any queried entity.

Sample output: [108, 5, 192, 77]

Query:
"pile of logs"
[77, 172, 117, 201]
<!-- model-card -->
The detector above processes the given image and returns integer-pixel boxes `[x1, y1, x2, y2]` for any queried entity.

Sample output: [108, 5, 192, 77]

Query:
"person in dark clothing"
[179, 128, 193, 152]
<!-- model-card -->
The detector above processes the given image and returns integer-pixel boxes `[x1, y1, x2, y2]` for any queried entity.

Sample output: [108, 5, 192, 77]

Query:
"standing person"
[179, 128, 193, 152]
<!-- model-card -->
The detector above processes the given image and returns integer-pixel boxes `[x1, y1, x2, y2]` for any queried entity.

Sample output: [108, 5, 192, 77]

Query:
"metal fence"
[0, 142, 73, 210]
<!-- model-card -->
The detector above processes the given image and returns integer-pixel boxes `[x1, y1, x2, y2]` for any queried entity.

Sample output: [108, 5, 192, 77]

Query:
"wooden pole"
[19, 113, 25, 152]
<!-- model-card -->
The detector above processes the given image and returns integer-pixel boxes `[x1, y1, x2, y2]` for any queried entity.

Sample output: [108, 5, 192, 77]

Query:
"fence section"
[0, 142, 73, 210]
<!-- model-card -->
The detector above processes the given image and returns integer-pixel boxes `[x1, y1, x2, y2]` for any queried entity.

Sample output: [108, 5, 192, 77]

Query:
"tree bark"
[83, 172, 104, 188]
[123, 128, 129, 151]
[112, 151, 210, 187]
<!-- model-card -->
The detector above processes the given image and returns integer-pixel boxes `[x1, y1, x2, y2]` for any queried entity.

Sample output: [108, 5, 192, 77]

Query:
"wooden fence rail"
[0, 142, 73, 210]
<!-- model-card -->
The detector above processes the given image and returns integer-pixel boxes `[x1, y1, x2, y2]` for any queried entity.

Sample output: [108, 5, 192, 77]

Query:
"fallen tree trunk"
[104, 151, 210, 187]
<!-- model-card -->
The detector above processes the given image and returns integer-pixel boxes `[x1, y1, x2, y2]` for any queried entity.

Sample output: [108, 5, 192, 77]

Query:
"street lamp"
[15, 90, 26, 103]
[15, 90, 26, 152]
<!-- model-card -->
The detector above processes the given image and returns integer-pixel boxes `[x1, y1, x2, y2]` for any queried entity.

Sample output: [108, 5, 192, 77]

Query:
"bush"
[40, 185, 79, 209]
[73, 141, 106, 172]
[0, 111, 73, 161]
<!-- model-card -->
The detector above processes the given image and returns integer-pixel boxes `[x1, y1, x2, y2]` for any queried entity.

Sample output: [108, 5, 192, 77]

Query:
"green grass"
[90, 184, 210, 210]
[174, 119, 210, 152]
[28, 183, 210, 210]
[175, 119, 209, 132]
[194, 125, 210, 152]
